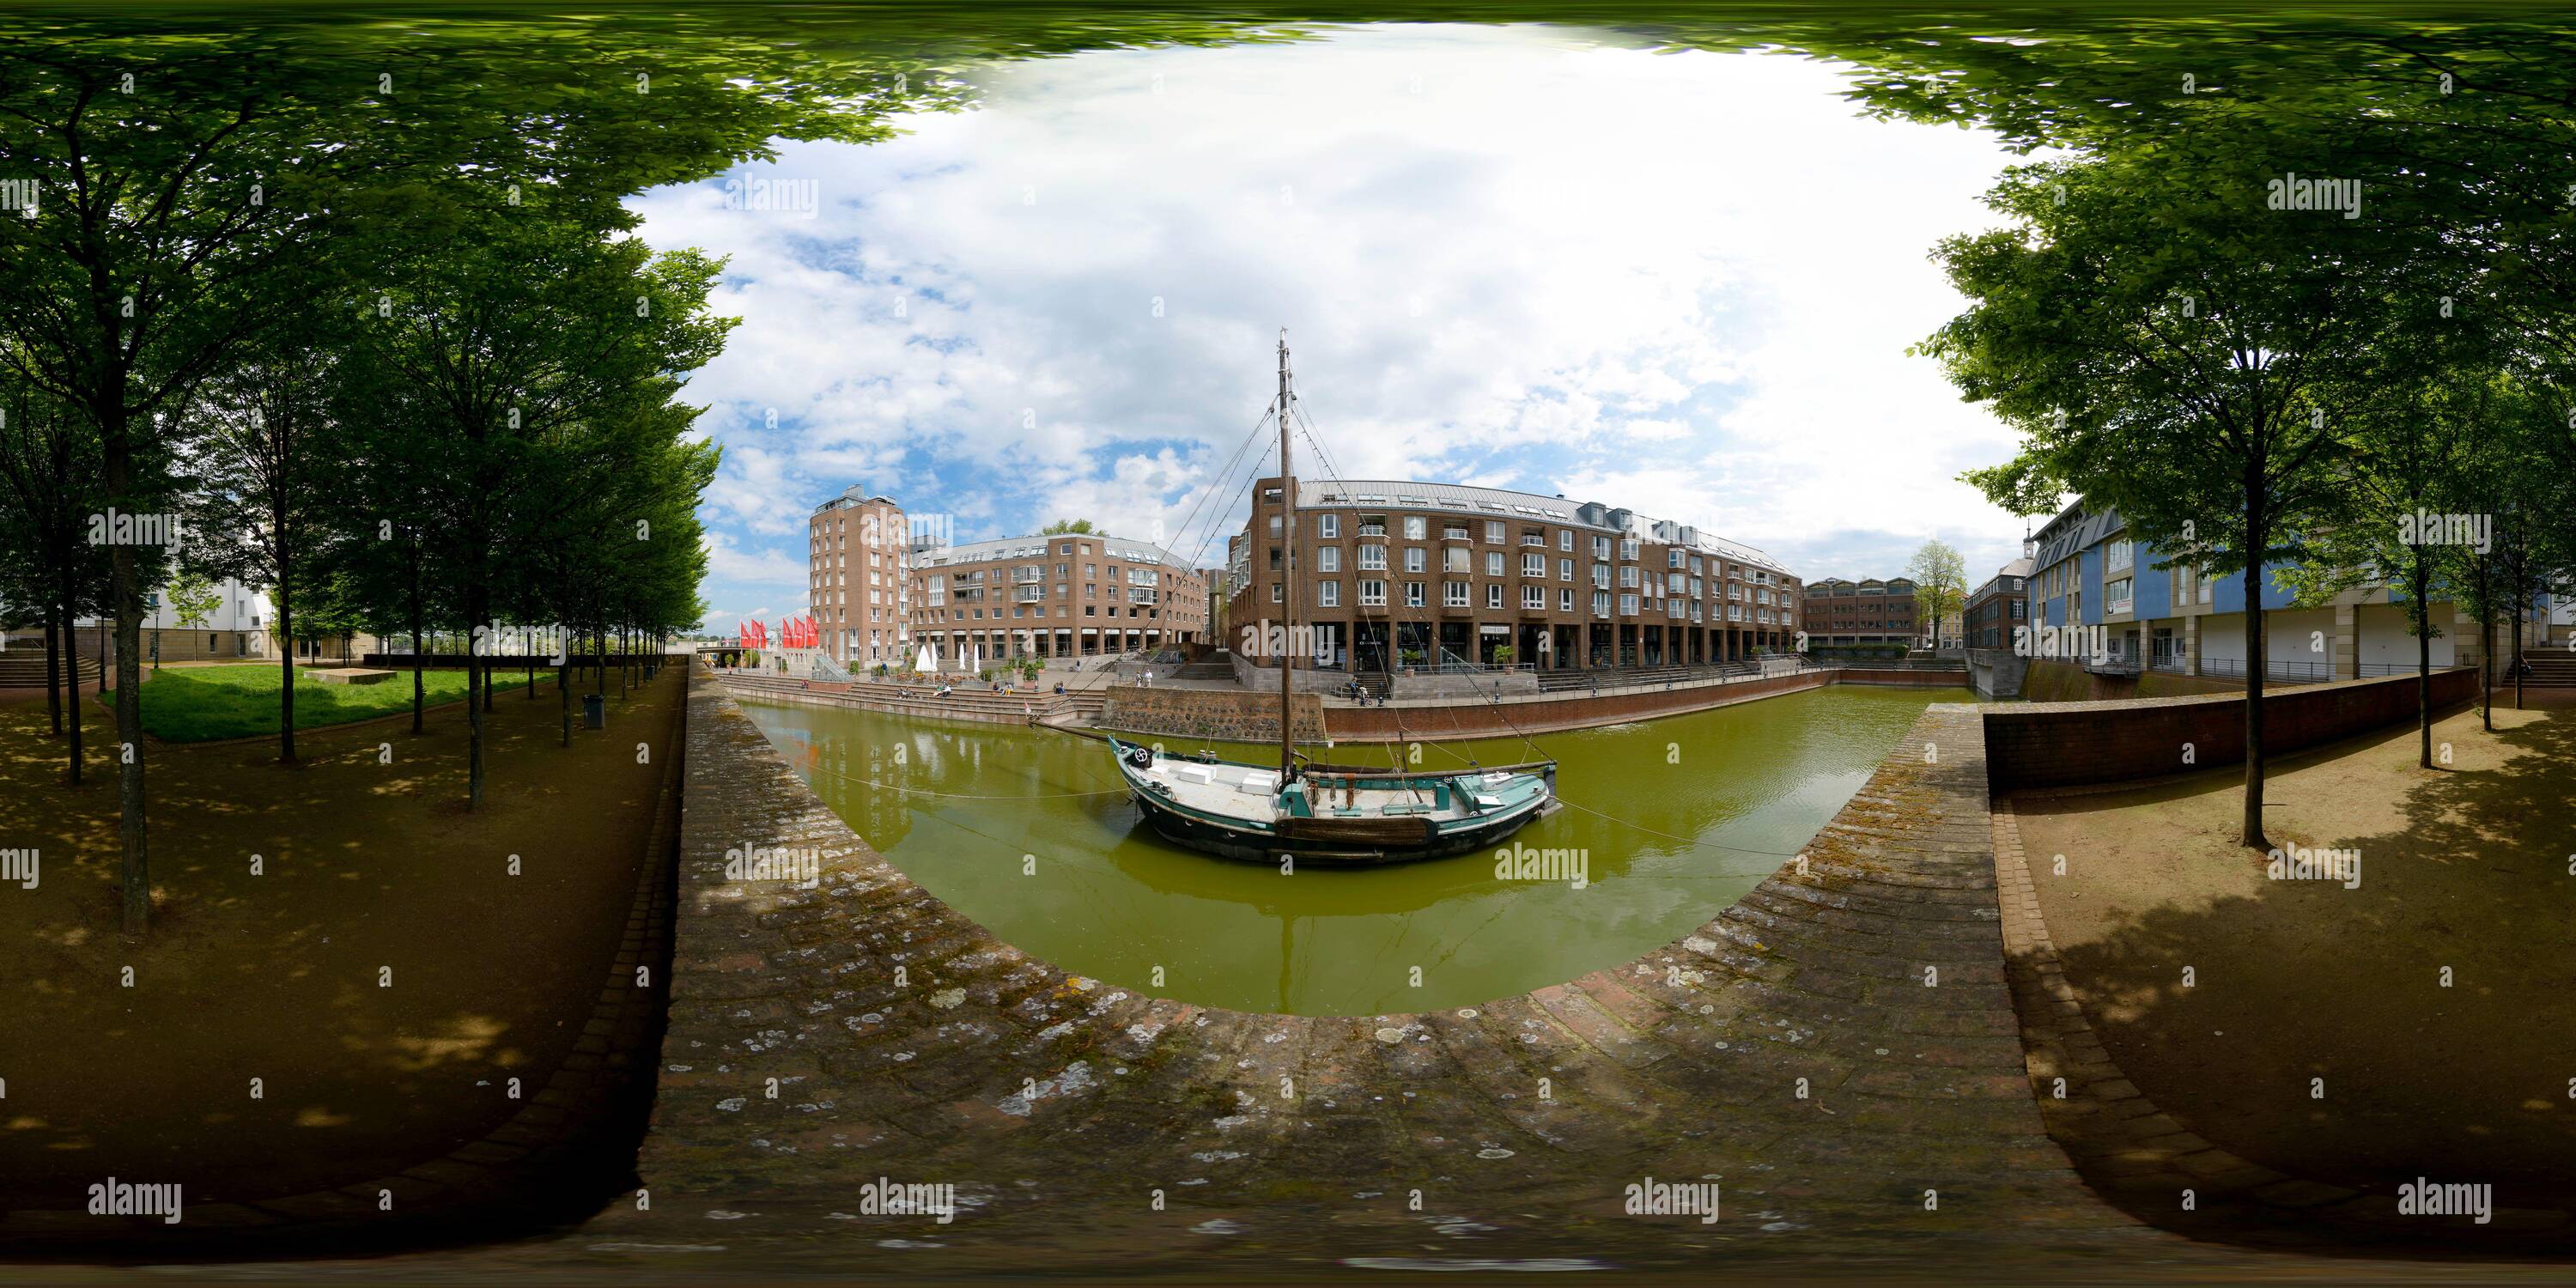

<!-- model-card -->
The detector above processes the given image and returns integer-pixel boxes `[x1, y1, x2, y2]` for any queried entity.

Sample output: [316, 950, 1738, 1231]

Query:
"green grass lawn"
[104, 664, 539, 743]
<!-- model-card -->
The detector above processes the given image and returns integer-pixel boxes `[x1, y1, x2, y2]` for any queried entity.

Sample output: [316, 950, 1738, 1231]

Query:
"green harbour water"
[739, 683, 1963, 1016]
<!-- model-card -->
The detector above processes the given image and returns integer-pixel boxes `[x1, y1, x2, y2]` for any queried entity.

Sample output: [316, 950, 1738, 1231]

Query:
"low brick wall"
[1832, 666, 1973, 687]
[1101, 683, 1327, 742]
[1984, 666, 2478, 792]
[2018, 659, 2239, 703]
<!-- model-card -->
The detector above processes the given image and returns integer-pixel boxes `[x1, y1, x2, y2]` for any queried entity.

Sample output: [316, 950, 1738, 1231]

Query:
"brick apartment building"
[809, 488, 914, 667]
[1801, 577, 1919, 647]
[911, 532, 1207, 663]
[1226, 477, 1800, 673]
[1964, 553, 2034, 651]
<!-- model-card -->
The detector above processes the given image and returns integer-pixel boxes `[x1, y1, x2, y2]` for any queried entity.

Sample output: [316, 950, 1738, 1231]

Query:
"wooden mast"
[1277, 330, 1295, 780]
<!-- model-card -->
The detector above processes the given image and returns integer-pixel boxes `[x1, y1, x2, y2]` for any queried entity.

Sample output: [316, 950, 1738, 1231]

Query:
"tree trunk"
[2476, 553, 2493, 732]
[56, 598, 82, 784]
[618, 626, 629, 699]
[103, 414, 150, 937]
[409, 552, 426, 735]
[2415, 558, 2432, 769]
[2241, 554, 2268, 850]
[276, 559, 296, 764]
[2512, 597, 2524, 711]
[42, 610, 63, 737]
[465, 586, 486, 811]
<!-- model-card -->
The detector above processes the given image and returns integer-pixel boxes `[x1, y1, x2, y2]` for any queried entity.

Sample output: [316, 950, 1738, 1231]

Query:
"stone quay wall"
[1100, 683, 1327, 743]
[1324, 666, 1967, 743]
[1982, 666, 2479, 792]
[553, 683, 2184, 1277]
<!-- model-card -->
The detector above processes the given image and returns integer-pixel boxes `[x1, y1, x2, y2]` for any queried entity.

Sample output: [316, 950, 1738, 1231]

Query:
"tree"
[1042, 519, 1099, 535]
[1933, 143, 2428, 850]
[1903, 541, 1967, 650]
[179, 317, 345, 760]
[0, 378, 109, 780]
[347, 195, 732, 809]
[161, 570, 222, 670]
[2278, 350, 2488, 769]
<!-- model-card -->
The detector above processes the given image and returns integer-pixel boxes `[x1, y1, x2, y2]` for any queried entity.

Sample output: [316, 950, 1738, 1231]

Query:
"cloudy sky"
[630, 24, 2038, 628]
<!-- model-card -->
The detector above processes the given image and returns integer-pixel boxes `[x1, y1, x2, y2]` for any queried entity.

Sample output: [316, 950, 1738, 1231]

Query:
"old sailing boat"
[1105, 333, 1558, 865]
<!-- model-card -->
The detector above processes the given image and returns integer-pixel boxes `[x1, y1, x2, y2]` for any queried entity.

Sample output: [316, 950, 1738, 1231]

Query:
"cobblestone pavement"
[27, 682, 2537, 1282]
[499, 688, 2260, 1278]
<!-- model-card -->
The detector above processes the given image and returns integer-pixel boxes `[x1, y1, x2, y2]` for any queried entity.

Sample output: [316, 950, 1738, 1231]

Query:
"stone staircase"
[0, 649, 99, 688]
[2513, 647, 2576, 689]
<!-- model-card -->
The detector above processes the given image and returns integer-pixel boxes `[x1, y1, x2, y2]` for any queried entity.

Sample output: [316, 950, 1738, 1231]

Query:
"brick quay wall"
[1325, 666, 1968, 743]
[1981, 667, 2478, 792]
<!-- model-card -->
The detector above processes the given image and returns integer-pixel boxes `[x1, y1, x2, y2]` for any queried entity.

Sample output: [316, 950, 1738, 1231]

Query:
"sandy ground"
[2014, 703, 2576, 1206]
[0, 668, 677, 1210]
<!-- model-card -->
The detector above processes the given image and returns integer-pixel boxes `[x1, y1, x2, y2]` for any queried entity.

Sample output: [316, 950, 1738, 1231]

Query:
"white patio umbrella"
[916, 642, 936, 673]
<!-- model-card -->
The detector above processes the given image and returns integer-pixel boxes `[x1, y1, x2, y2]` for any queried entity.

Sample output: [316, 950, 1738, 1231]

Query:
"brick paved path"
[535, 686, 2233, 1277]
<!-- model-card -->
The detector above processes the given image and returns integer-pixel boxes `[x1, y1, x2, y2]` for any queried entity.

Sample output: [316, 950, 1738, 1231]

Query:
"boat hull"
[1113, 740, 1554, 866]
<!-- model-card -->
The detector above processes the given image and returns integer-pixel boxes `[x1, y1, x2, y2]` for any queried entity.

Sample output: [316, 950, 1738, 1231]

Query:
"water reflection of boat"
[1101, 333, 1558, 866]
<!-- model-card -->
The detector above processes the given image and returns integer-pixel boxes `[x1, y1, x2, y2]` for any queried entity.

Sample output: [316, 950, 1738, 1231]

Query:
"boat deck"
[1129, 751, 1543, 825]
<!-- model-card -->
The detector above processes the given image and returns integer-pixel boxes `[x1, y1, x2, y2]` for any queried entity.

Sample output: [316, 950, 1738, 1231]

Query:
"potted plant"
[1399, 647, 1424, 676]
[873, 662, 889, 678]
[1492, 643, 1516, 668]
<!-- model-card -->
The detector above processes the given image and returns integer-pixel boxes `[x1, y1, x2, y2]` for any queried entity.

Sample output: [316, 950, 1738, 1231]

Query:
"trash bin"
[583, 694, 606, 729]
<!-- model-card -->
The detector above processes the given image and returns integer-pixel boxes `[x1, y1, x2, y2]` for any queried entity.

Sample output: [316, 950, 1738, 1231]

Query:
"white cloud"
[636, 24, 2036, 621]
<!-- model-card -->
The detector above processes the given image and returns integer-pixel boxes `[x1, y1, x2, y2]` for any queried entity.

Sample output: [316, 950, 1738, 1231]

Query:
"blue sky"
[628, 25, 2039, 629]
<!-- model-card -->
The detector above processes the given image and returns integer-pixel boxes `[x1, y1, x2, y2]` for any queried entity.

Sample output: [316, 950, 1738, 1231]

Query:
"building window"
[1523, 585, 1544, 609]
[1403, 516, 1426, 540]
[1443, 546, 1469, 574]
[1558, 558, 1573, 581]
[1444, 581, 1470, 607]
[1360, 579, 1388, 606]
[1317, 513, 1339, 538]
[1559, 530, 1573, 551]
[1522, 552, 1544, 577]
[1486, 583, 1503, 609]
[1406, 582, 1425, 607]
[1317, 581, 1340, 607]
[1273, 583, 1284, 603]
[1318, 546, 1341, 573]
[1560, 587, 1575, 611]
[1485, 520, 1504, 544]
[1359, 544, 1387, 570]
[1485, 551, 1504, 576]
[1405, 547, 1426, 573]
